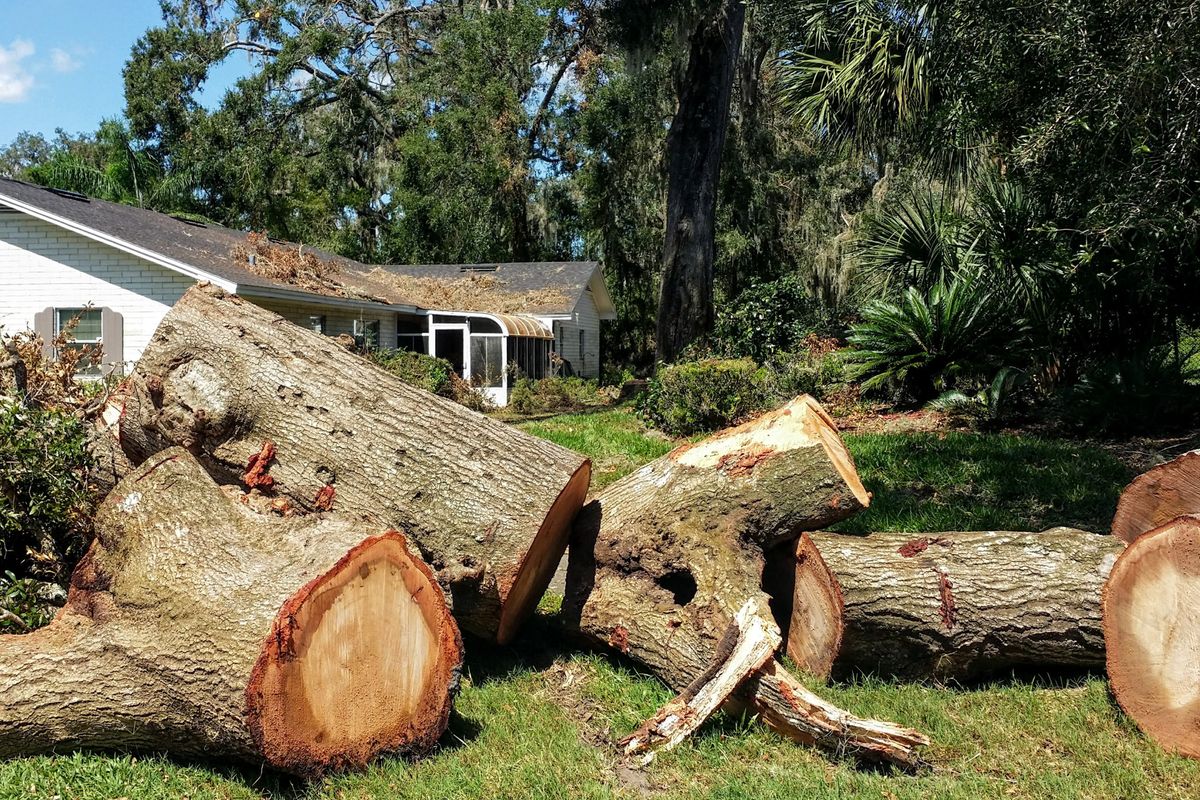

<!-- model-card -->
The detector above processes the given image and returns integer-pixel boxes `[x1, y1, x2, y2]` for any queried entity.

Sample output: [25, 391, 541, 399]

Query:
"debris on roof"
[364, 269, 573, 315]
[232, 233, 348, 298]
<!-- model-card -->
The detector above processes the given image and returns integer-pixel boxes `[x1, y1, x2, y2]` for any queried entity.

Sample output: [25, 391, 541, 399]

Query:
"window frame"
[54, 307, 104, 377]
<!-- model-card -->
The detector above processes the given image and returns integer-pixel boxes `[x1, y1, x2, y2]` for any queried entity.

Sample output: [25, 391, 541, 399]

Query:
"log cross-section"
[1103, 514, 1200, 759]
[1111, 450, 1200, 544]
[117, 284, 591, 642]
[0, 449, 463, 776]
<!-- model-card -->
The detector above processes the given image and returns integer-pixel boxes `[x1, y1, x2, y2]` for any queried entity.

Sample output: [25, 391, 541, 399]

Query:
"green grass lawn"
[5, 407, 1197, 800]
[516, 407, 675, 491]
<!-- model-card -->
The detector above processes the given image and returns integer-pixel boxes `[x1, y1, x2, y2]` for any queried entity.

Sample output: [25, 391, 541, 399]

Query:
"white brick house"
[0, 178, 615, 405]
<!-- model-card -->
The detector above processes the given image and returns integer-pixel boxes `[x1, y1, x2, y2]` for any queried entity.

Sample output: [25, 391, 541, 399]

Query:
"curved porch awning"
[491, 313, 553, 339]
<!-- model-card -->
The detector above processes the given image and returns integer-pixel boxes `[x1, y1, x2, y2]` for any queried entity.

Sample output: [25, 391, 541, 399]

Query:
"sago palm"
[847, 276, 1022, 404]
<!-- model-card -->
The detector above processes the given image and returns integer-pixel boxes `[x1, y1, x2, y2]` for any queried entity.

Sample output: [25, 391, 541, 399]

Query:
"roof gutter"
[235, 285, 422, 315]
[0, 191, 239, 292]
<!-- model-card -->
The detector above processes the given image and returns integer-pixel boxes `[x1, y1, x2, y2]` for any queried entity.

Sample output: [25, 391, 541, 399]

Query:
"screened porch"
[393, 310, 554, 406]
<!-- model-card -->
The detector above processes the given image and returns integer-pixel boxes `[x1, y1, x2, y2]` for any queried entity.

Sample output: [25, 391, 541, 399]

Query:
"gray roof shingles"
[0, 177, 597, 315]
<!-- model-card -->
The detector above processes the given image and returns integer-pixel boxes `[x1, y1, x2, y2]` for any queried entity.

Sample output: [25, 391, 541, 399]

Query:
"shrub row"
[639, 347, 852, 436]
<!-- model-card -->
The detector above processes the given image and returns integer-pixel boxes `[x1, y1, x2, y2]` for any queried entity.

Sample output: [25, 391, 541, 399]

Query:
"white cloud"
[50, 47, 82, 74]
[0, 39, 35, 103]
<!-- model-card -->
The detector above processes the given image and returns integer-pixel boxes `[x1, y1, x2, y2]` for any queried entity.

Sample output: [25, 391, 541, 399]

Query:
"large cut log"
[117, 284, 590, 642]
[1111, 450, 1200, 544]
[564, 396, 928, 768]
[0, 449, 462, 776]
[1103, 514, 1200, 760]
[767, 529, 1122, 682]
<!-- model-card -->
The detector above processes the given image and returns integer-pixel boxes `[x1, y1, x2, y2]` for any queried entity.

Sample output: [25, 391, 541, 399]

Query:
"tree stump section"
[767, 529, 1122, 682]
[1104, 514, 1200, 759]
[565, 396, 928, 767]
[118, 284, 590, 642]
[1111, 451, 1200, 544]
[0, 449, 462, 776]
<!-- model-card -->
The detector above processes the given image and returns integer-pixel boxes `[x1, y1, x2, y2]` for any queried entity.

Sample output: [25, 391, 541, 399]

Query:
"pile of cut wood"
[0, 284, 1196, 777]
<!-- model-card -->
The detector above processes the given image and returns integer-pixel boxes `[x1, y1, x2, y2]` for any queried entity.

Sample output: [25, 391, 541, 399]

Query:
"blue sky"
[0, 0, 244, 144]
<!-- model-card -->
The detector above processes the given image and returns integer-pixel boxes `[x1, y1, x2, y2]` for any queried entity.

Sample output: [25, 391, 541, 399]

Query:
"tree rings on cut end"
[1103, 514, 1200, 759]
[495, 459, 592, 645]
[764, 532, 845, 679]
[671, 395, 870, 507]
[245, 531, 462, 775]
[1111, 451, 1200, 544]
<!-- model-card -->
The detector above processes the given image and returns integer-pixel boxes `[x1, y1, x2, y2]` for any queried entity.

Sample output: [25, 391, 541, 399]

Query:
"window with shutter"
[55, 308, 103, 377]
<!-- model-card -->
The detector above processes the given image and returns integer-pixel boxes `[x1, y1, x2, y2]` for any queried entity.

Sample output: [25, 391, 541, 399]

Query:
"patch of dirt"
[538, 660, 655, 796]
[833, 408, 950, 434]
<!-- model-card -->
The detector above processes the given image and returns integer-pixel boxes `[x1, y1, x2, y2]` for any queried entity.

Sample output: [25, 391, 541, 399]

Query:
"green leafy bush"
[928, 367, 1026, 430]
[766, 338, 848, 402]
[0, 571, 59, 632]
[1054, 345, 1200, 435]
[640, 358, 773, 436]
[508, 377, 612, 415]
[847, 278, 1023, 404]
[0, 402, 92, 581]
[713, 274, 827, 361]
[369, 349, 455, 398]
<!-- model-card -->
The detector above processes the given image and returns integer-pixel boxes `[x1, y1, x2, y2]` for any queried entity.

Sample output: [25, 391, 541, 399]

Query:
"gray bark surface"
[118, 284, 590, 641]
[0, 449, 461, 775]
[789, 528, 1122, 681]
[564, 397, 927, 767]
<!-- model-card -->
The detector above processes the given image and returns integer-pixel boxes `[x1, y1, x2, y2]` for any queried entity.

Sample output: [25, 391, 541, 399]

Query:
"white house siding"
[538, 288, 601, 380]
[251, 298, 397, 349]
[0, 211, 194, 364]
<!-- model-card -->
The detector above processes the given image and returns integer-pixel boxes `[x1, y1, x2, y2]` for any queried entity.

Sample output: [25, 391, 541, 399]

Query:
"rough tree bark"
[0, 448, 462, 776]
[1104, 513, 1200, 760]
[1111, 450, 1200, 544]
[564, 396, 928, 767]
[766, 529, 1123, 682]
[655, 0, 746, 363]
[117, 284, 590, 643]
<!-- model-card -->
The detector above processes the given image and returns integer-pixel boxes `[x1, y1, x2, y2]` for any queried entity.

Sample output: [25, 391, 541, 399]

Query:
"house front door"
[431, 324, 468, 378]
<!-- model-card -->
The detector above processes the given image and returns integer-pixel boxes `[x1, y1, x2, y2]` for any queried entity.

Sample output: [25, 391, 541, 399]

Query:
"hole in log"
[495, 460, 592, 644]
[657, 568, 698, 606]
[246, 533, 460, 774]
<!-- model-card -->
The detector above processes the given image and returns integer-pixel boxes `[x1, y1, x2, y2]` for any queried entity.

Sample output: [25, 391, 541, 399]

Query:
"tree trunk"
[1103, 513, 1200, 760]
[1111, 450, 1200, 544]
[117, 284, 590, 643]
[564, 396, 928, 768]
[767, 529, 1123, 682]
[0, 449, 462, 776]
[655, 0, 746, 363]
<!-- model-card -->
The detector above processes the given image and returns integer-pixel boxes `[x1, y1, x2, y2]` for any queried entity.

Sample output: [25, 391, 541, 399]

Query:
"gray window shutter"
[32, 308, 54, 360]
[100, 308, 124, 375]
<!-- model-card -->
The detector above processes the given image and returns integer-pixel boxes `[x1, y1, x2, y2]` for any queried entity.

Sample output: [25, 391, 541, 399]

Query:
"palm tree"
[25, 120, 196, 212]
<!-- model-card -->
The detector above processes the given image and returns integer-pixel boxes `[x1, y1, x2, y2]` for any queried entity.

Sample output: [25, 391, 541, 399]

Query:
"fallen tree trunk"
[0, 448, 462, 776]
[564, 396, 928, 768]
[118, 284, 590, 643]
[1111, 450, 1200, 544]
[766, 529, 1122, 682]
[1103, 514, 1200, 760]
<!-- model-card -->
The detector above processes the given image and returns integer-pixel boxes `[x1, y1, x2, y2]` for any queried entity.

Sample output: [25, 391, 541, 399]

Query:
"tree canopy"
[1, 0, 1196, 400]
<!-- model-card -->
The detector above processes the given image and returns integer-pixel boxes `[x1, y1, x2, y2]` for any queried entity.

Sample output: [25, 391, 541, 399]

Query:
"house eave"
[0, 191, 239, 292]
